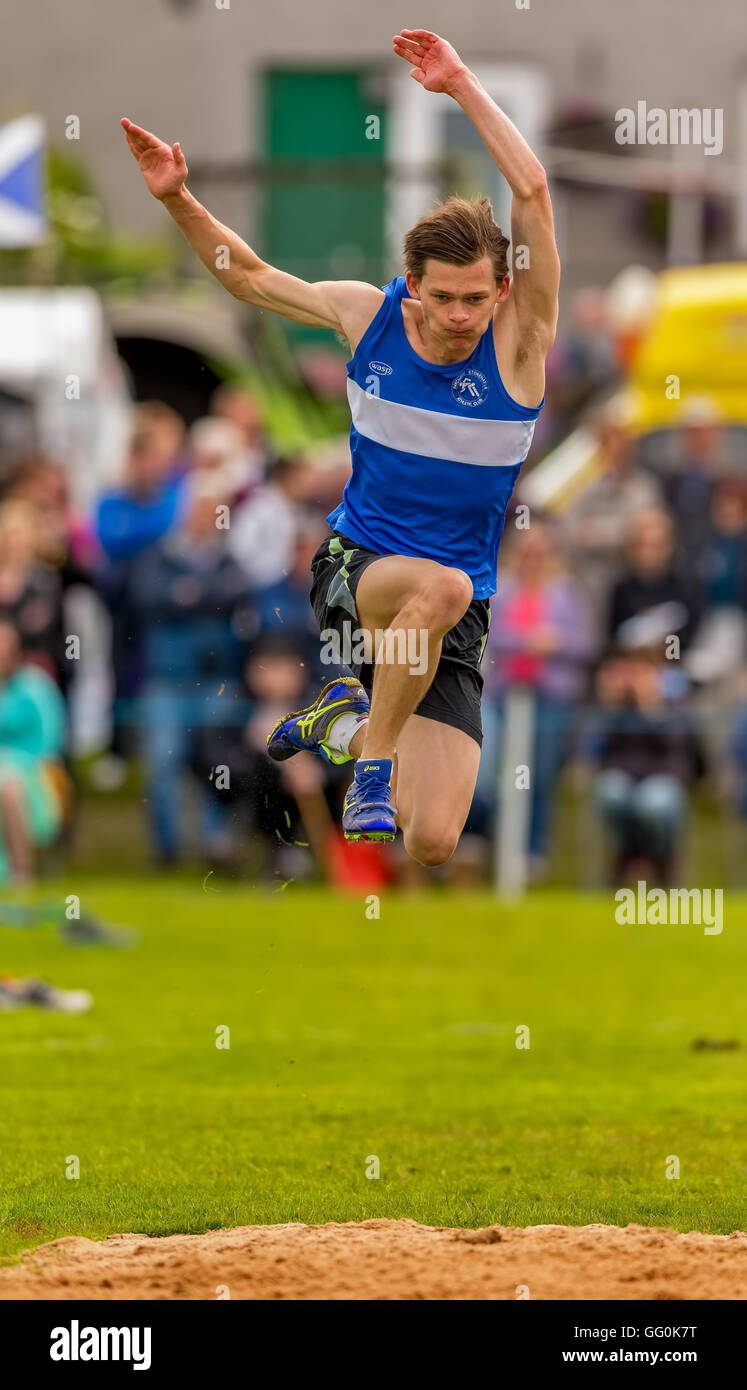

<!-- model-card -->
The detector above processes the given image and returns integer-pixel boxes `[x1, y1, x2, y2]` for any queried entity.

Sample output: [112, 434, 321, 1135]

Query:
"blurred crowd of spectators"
[0, 384, 351, 883]
[476, 397, 747, 889]
[0, 336, 744, 888]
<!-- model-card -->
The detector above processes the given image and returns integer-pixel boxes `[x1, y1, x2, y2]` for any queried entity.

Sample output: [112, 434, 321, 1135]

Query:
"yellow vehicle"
[630, 262, 747, 432]
[522, 261, 747, 513]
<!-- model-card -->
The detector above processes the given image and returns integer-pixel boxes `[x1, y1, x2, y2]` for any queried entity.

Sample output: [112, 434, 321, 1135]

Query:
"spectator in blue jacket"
[96, 402, 188, 563]
[124, 484, 255, 865]
[95, 403, 189, 773]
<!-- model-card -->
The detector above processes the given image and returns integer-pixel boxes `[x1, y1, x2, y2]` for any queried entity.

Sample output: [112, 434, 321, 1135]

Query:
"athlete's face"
[407, 257, 508, 351]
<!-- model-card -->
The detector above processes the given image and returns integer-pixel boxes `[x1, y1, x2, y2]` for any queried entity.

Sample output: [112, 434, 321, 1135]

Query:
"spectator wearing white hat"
[188, 417, 256, 510]
[225, 455, 312, 591]
[210, 383, 274, 486]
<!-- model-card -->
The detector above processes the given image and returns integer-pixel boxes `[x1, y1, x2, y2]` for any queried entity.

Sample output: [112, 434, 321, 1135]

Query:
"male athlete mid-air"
[122, 27, 560, 864]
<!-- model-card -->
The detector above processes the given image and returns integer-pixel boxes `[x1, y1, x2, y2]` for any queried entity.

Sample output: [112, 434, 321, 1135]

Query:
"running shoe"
[342, 758, 396, 842]
[266, 676, 369, 766]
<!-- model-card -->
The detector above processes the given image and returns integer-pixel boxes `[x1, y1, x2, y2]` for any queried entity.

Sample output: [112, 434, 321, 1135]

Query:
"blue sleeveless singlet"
[327, 275, 544, 600]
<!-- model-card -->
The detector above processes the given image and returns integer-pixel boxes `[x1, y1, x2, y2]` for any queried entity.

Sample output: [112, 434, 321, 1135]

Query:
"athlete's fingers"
[121, 119, 156, 143]
[410, 68, 426, 85]
[399, 28, 438, 45]
[393, 38, 425, 60]
[121, 119, 142, 152]
[122, 128, 145, 159]
[393, 43, 427, 70]
[120, 119, 162, 151]
[122, 129, 151, 157]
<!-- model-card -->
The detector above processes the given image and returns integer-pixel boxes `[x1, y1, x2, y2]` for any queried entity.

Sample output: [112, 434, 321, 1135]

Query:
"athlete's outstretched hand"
[120, 118, 188, 200]
[392, 29, 468, 96]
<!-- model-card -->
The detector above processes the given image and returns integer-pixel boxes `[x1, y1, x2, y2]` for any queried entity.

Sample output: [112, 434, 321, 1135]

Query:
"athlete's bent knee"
[404, 829, 459, 867]
[425, 567, 473, 629]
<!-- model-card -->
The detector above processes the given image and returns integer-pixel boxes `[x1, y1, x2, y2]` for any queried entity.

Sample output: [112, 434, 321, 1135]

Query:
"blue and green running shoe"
[342, 758, 397, 842]
[266, 677, 369, 766]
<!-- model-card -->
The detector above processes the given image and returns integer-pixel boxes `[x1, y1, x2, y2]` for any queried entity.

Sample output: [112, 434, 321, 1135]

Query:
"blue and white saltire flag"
[0, 116, 46, 248]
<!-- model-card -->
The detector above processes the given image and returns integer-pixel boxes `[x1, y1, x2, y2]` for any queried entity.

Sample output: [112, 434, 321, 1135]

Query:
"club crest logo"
[451, 368, 489, 408]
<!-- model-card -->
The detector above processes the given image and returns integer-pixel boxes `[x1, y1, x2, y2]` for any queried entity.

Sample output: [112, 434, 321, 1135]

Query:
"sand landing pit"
[0, 1219, 744, 1300]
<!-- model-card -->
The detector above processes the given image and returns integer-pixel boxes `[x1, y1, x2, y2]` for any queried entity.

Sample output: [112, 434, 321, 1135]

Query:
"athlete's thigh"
[393, 712, 481, 841]
[355, 553, 447, 631]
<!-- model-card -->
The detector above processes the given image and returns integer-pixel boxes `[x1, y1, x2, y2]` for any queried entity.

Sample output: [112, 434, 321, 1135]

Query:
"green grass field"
[1, 882, 745, 1265]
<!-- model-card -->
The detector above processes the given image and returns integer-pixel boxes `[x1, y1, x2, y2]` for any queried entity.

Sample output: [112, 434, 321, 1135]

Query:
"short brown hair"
[403, 195, 510, 282]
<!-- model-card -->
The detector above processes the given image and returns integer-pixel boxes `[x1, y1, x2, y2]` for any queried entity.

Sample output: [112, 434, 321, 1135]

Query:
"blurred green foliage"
[0, 148, 350, 448]
[0, 148, 177, 286]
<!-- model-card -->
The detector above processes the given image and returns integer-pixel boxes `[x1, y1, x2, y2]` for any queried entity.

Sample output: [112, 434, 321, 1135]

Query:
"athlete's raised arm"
[392, 31, 560, 348]
[120, 118, 382, 348]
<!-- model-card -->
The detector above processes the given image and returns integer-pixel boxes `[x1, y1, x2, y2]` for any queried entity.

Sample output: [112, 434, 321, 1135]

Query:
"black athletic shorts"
[309, 530, 491, 747]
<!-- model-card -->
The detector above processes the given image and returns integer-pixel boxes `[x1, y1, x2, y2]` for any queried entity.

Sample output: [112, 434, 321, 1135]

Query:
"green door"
[262, 70, 386, 343]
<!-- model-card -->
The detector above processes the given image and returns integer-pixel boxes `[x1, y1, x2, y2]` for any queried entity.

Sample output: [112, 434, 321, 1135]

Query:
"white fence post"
[494, 687, 535, 900]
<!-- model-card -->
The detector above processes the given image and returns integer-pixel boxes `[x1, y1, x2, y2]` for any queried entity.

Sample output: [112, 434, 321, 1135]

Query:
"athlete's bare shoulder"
[317, 280, 385, 355]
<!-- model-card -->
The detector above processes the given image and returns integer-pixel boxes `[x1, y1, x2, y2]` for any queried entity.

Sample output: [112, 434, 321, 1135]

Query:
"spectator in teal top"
[0, 620, 68, 883]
